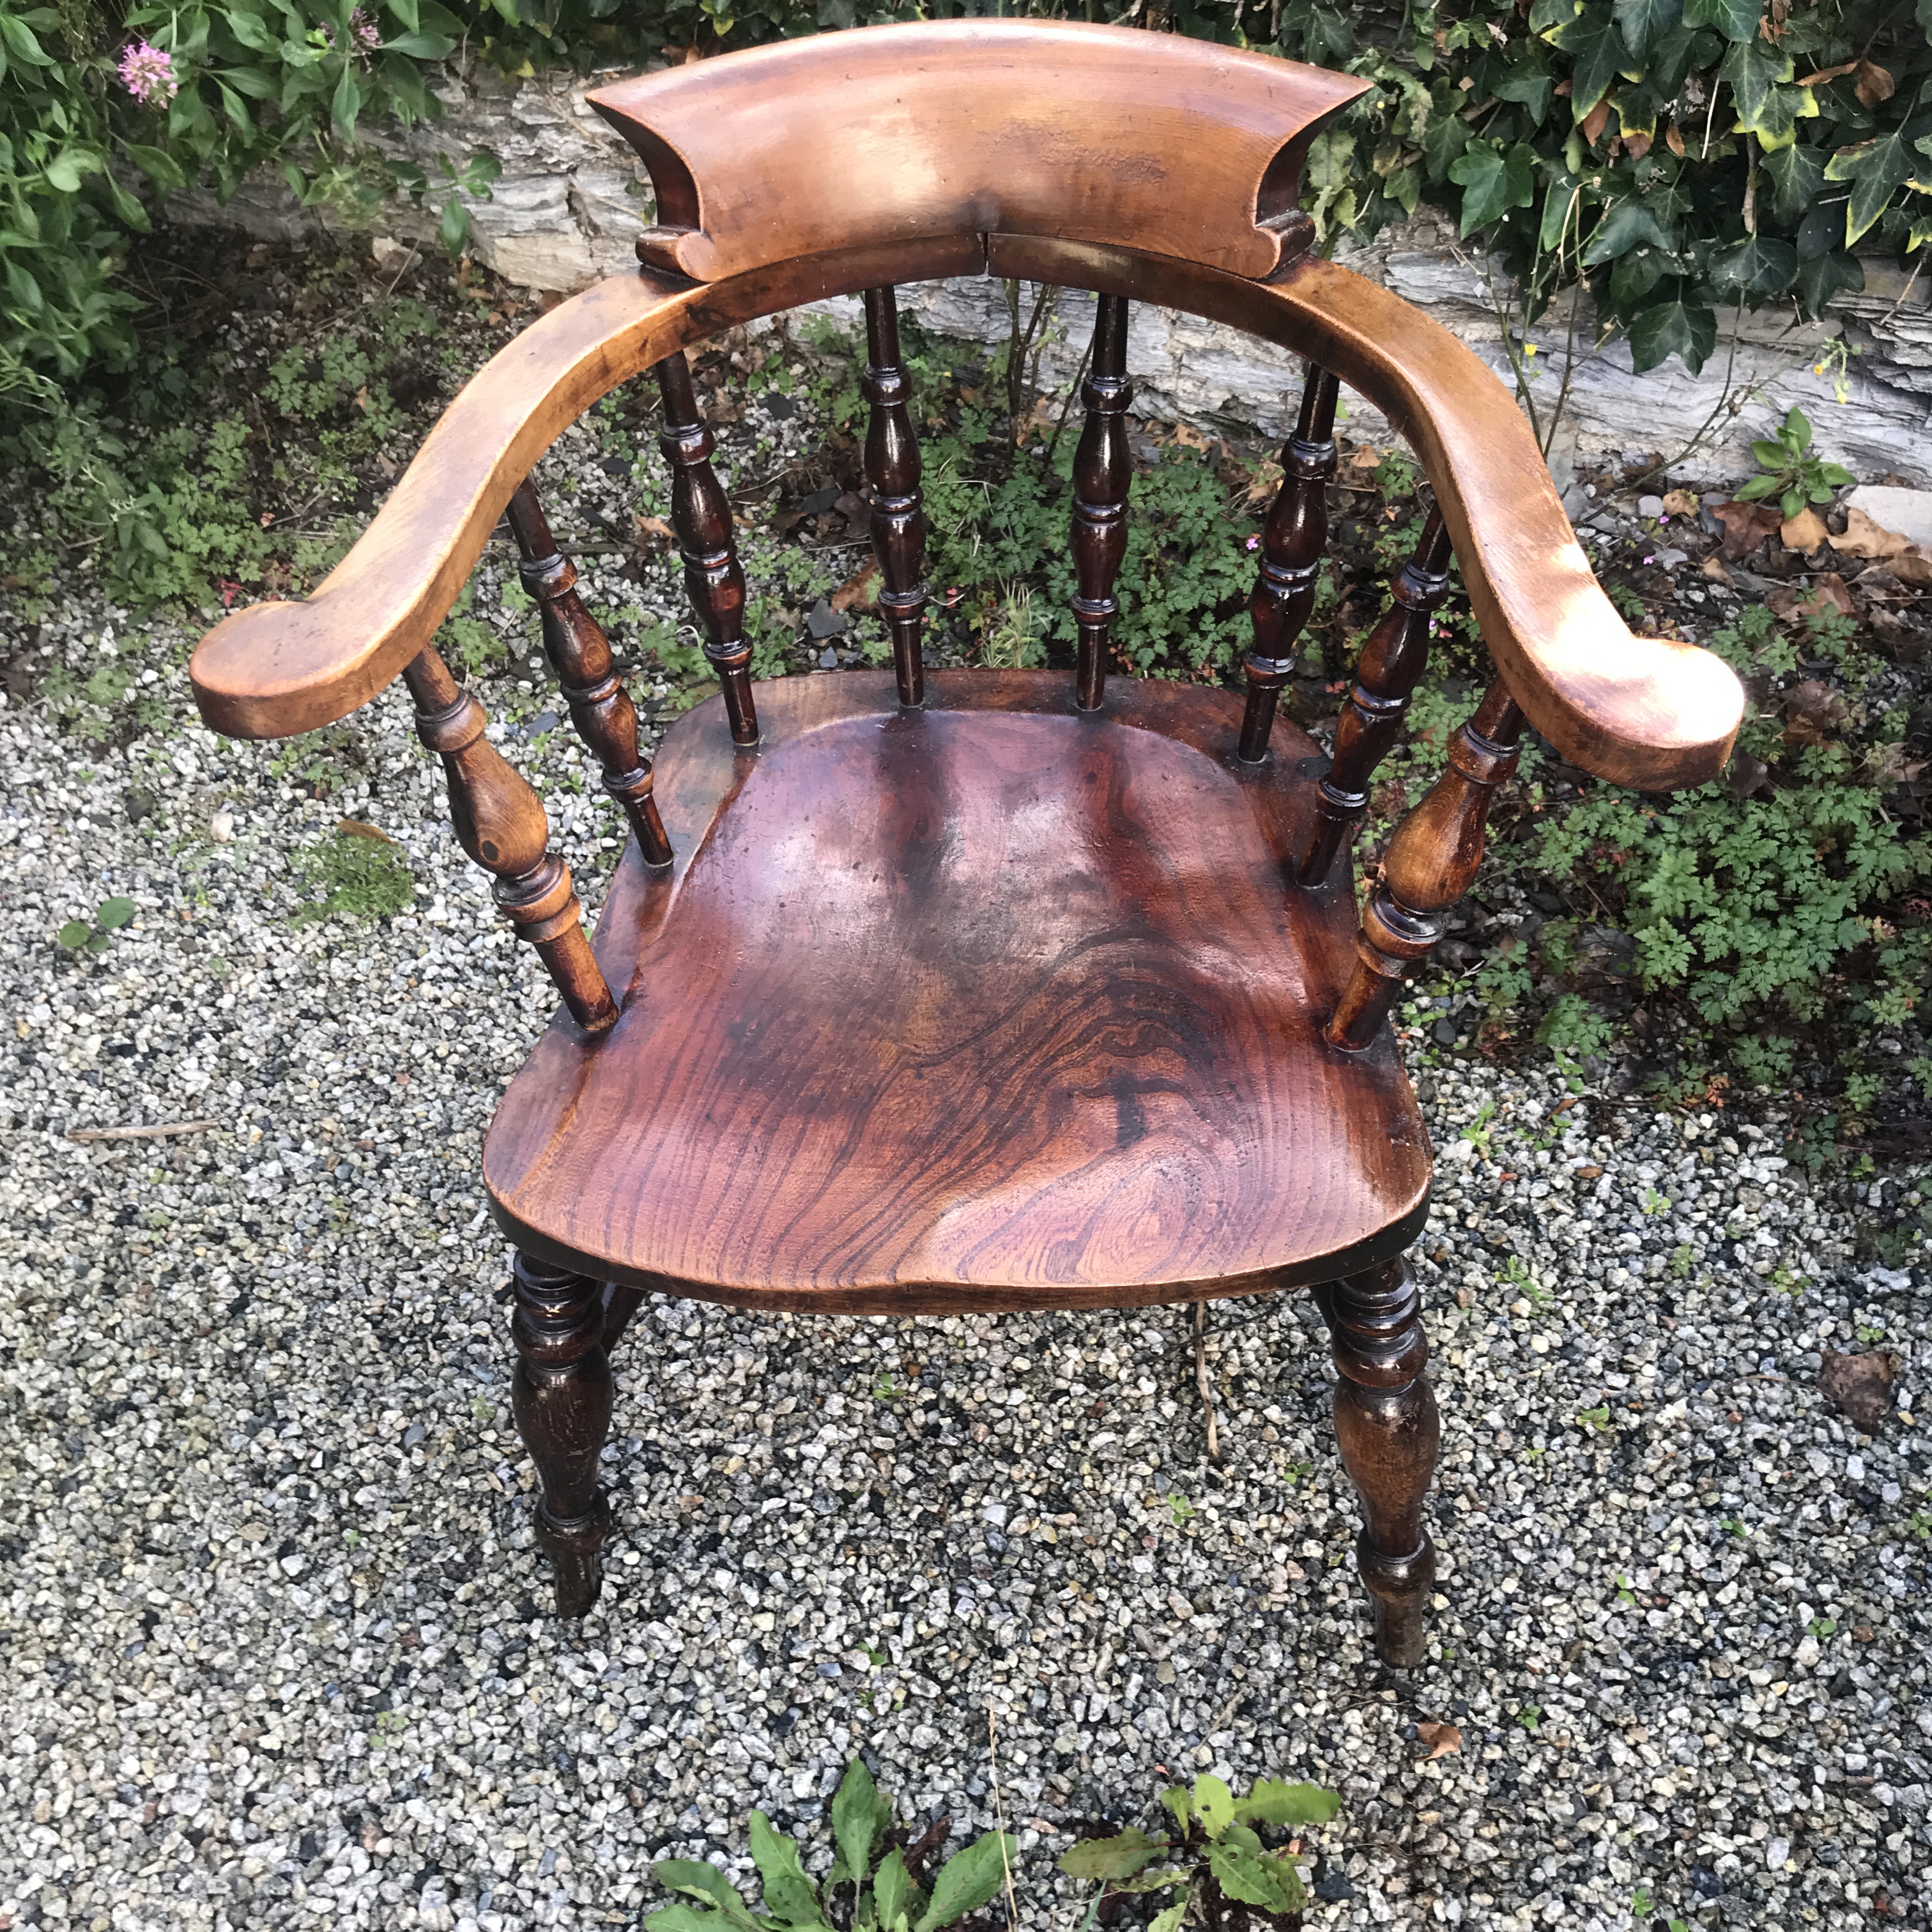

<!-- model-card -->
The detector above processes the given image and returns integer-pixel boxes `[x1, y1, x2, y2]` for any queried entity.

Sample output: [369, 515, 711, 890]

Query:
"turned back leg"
[510, 1252, 614, 1616]
[1315, 1255, 1439, 1667]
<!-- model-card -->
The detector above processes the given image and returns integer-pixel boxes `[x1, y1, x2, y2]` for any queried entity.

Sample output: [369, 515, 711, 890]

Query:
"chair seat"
[483, 670, 1430, 1312]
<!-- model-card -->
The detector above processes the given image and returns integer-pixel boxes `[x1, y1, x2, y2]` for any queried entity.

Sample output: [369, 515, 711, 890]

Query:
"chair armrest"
[1268, 257, 1744, 791]
[188, 272, 693, 739]
[988, 236, 1745, 792]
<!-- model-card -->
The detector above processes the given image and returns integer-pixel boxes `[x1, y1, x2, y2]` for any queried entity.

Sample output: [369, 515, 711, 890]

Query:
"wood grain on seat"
[483, 671, 1431, 1312]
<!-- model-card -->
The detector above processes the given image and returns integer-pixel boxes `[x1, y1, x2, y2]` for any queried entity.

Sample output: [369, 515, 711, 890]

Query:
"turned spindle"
[1239, 364, 1340, 762]
[861, 286, 930, 709]
[655, 351, 758, 747]
[1326, 681, 1524, 1052]
[505, 480, 673, 868]
[402, 646, 617, 1033]
[1313, 1255, 1439, 1669]
[1298, 507, 1454, 889]
[1071, 294, 1133, 712]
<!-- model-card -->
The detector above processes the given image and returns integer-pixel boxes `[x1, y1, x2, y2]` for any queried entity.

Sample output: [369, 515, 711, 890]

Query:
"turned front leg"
[1071, 294, 1132, 712]
[1315, 1256, 1439, 1668]
[510, 1252, 614, 1616]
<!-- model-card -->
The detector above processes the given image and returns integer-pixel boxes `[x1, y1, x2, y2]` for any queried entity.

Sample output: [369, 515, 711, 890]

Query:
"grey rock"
[1844, 484, 1932, 548]
[1638, 493, 1666, 519]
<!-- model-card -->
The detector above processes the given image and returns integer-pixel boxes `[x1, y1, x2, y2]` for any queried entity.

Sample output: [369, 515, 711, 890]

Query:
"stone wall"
[167, 56, 1932, 489]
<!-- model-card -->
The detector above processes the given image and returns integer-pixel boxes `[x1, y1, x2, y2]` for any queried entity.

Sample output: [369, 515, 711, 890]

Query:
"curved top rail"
[188, 241, 1742, 792]
[588, 22, 1367, 284]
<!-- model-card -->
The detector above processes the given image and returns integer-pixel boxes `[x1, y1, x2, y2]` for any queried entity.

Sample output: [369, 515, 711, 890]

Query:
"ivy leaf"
[1611, 247, 1669, 306]
[1058, 1830, 1165, 1882]
[1612, 0, 1681, 60]
[1422, 100, 1471, 181]
[1448, 140, 1538, 233]
[1719, 38, 1793, 139]
[1627, 294, 1717, 373]
[1580, 195, 1675, 264]
[1795, 249, 1864, 318]
[1708, 233, 1798, 296]
[1545, 6, 1637, 120]
[1494, 57, 1557, 126]
[912, 1833, 1013, 1932]
[1234, 1780, 1342, 1829]
[1762, 141, 1826, 224]
[1825, 126, 1928, 245]
[1682, 0, 1758, 38]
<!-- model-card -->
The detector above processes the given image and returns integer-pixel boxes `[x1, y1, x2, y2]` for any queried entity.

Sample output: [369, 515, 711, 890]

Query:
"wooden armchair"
[188, 22, 1743, 1667]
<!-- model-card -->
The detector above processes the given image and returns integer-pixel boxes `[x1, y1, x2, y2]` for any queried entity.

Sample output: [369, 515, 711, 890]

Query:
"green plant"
[1059, 1772, 1340, 1931]
[1733, 407, 1857, 521]
[645, 1759, 1013, 1932]
[57, 894, 134, 952]
[1575, 1404, 1612, 1433]
[1517, 1704, 1542, 1732]
[1631, 1885, 1689, 1932]
[291, 825, 413, 925]
[1167, 1491, 1196, 1526]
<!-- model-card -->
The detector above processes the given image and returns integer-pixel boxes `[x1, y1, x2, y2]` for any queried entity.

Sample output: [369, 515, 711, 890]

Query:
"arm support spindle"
[1071, 294, 1132, 711]
[1326, 681, 1523, 1052]
[861, 286, 930, 709]
[1240, 363, 1340, 762]
[403, 647, 617, 1032]
[1298, 506, 1453, 887]
[506, 480, 674, 866]
[656, 351, 758, 747]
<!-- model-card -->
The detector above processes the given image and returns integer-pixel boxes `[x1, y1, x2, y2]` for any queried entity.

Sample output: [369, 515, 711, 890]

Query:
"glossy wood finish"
[1328, 682, 1524, 1052]
[511, 1251, 613, 1614]
[656, 349, 757, 747]
[588, 23, 1357, 283]
[1240, 363, 1339, 762]
[484, 670, 1431, 1311]
[190, 233, 1740, 785]
[988, 236, 1745, 788]
[1299, 507, 1454, 887]
[1070, 295, 1133, 712]
[1315, 1257, 1438, 1667]
[861, 286, 929, 709]
[402, 647, 616, 1032]
[507, 480, 673, 866]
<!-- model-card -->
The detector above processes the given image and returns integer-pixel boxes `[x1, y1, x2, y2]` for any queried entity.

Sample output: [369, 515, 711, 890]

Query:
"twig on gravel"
[66, 1119, 221, 1142]
[1195, 1300, 1222, 1464]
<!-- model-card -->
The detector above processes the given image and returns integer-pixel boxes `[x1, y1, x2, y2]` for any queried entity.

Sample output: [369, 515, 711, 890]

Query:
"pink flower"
[118, 39, 178, 109]
[1245, 534, 1261, 551]
[351, 7, 381, 48]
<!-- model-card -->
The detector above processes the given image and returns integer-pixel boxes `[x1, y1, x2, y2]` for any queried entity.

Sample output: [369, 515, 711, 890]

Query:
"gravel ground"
[4, 256, 1932, 1932]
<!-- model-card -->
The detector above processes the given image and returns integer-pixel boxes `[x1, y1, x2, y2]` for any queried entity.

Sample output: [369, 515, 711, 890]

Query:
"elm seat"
[184, 20, 1744, 1666]
[483, 671, 1432, 1310]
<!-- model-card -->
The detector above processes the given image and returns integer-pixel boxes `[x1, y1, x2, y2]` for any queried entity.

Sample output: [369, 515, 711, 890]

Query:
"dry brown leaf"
[1819, 1349, 1897, 1434]
[1664, 120, 1686, 157]
[1581, 99, 1611, 145]
[634, 514, 675, 546]
[830, 557, 880, 615]
[1780, 507, 1829, 551]
[1803, 571, 1858, 619]
[1855, 59, 1896, 107]
[1712, 498, 1782, 558]
[1834, 506, 1913, 561]
[1796, 59, 1857, 85]
[1660, 488, 1699, 518]
[1781, 677, 1851, 746]
[335, 817, 395, 844]
[1418, 1721, 1462, 1759]
[1171, 422, 1212, 452]
[1701, 555, 1735, 585]
[1890, 549, 1932, 588]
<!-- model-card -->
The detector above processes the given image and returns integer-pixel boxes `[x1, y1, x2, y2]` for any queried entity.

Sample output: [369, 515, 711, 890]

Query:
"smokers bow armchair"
[188, 22, 1743, 1667]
